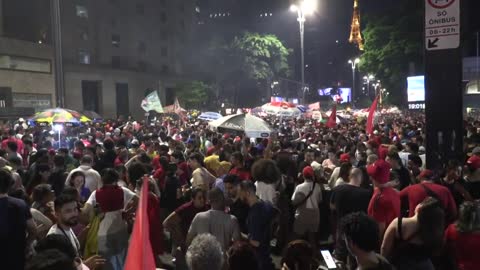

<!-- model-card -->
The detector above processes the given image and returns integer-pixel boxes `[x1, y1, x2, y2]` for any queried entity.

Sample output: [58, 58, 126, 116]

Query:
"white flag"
[141, 91, 164, 113]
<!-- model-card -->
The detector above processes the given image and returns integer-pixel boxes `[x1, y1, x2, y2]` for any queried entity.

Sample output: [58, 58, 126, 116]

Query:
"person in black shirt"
[387, 152, 411, 191]
[224, 174, 249, 234]
[0, 168, 37, 270]
[330, 168, 372, 263]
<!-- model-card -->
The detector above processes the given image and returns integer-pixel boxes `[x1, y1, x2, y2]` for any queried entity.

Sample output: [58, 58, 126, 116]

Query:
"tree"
[190, 32, 291, 107]
[359, 0, 423, 105]
[175, 80, 212, 109]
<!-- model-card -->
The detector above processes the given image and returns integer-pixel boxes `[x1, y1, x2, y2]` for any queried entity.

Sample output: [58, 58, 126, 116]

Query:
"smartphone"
[321, 250, 337, 269]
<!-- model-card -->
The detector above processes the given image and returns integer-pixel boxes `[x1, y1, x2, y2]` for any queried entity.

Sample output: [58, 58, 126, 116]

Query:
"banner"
[366, 96, 379, 135]
[326, 105, 337, 128]
[141, 91, 164, 113]
[308, 102, 321, 111]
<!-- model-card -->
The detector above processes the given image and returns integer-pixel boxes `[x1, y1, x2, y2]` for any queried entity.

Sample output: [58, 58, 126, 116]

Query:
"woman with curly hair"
[251, 159, 281, 204]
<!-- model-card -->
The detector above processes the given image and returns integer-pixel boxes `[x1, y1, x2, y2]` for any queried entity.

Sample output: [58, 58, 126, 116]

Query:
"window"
[138, 41, 146, 54]
[136, 3, 144, 15]
[195, 6, 200, 13]
[161, 65, 169, 74]
[76, 5, 88, 18]
[161, 47, 168, 57]
[78, 50, 91, 64]
[160, 12, 167, 23]
[112, 56, 121, 68]
[112, 34, 120, 47]
[0, 55, 51, 73]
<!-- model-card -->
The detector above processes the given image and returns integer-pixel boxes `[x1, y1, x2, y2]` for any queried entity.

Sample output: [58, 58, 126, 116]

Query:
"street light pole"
[348, 58, 360, 104]
[51, 0, 65, 108]
[291, 1, 316, 104]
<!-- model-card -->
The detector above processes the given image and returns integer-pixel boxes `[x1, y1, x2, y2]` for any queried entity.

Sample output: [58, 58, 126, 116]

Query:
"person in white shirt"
[65, 156, 101, 192]
[251, 159, 282, 205]
[291, 166, 322, 249]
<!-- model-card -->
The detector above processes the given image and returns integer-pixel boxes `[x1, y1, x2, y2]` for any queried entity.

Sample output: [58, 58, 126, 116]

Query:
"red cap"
[223, 133, 230, 139]
[367, 159, 391, 184]
[340, 153, 351, 163]
[302, 166, 315, 179]
[418, 169, 434, 180]
[467, 155, 480, 170]
[234, 136, 242, 143]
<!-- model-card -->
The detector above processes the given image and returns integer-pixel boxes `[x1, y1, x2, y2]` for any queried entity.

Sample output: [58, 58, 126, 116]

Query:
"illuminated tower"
[349, 0, 364, 51]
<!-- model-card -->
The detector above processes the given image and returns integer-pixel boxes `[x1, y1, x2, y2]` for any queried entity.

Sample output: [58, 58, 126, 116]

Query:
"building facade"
[0, 0, 54, 118]
[61, 0, 196, 119]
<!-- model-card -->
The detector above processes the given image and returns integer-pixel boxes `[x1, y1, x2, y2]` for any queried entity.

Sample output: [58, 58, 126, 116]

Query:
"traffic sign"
[425, 0, 460, 51]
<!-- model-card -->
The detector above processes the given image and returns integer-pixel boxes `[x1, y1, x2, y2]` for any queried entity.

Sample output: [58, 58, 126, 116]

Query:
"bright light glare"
[290, 4, 298, 12]
[354, 58, 360, 64]
[301, 0, 317, 15]
[52, 124, 63, 132]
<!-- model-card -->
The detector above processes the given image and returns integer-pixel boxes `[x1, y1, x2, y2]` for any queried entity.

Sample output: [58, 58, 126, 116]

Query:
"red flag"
[124, 178, 156, 270]
[326, 105, 337, 128]
[366, 95, 380, 135]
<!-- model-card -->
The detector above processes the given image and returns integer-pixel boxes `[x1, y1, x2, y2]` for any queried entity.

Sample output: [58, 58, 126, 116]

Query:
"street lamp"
[348, 58, 360, 105]
[363, 74, 375, 98]
[290, 0, 317, 104]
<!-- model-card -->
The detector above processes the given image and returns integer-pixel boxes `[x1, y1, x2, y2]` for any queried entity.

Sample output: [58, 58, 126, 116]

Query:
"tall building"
[61, 0, 196, 119]
[0, 0, 196, 120]
[0, 0, 55, 119]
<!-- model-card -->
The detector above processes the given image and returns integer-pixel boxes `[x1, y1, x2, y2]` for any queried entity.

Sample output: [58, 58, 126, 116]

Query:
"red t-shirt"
[95, 185, 124, 212]
[153, 167, 166, 190]
[229, 167, 251, 181]
[445, 224, 480, 270]
[399, 182, 457, 222]
[368, 187, 400, 227]
[1, 138, 23, 153]
[177, 161, 190, 186]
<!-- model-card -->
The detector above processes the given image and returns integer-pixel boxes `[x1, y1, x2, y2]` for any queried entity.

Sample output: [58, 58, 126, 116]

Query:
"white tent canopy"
[209, 113, 273, 138]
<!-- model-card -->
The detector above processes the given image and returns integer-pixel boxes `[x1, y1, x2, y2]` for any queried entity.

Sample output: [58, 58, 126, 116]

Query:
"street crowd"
[1, 112, 480, 270]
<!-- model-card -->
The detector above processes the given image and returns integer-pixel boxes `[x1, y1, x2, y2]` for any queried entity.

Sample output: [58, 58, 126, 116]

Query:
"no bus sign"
[425, 0, 460, 51]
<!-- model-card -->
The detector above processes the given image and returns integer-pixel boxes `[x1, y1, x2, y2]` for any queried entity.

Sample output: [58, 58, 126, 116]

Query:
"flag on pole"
[308, 102, 321, 111]
[124, 177, 156, 270]
[366, 95, 380, 135]
[326, 105, 337, 128]
[141, 91, 164, 113]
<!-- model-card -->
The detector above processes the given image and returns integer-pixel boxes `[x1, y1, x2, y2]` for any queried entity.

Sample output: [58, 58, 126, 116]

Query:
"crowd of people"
[1, 112, 480, 270]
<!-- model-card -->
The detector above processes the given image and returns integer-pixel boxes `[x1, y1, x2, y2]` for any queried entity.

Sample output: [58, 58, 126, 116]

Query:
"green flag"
[141, 91, 164, 113]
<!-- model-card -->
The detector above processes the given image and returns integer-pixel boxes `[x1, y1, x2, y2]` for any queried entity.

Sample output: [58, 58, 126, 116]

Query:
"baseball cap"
[367, 159, 391, 184]
[467, 155, 480, 170]
[302, 166, 315, 179]
[340, 153, 351, 163]
[418, 169, 434, 180]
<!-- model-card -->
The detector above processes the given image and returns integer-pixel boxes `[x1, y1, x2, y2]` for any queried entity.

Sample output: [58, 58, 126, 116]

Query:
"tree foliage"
[190, 32, 291, 107]
[359, 0, 423, 105]
[175, 80, 212, 109]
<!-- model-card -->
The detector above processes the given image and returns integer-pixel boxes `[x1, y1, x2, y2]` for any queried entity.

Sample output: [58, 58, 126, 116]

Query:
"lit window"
[209, 14, 213, 18]
[112, 34, 120, 47]
[195, 6, 200, 13]
[78, 50, 90, 64]
[76, 5, 88, 18]
[80, 29, 88, 41]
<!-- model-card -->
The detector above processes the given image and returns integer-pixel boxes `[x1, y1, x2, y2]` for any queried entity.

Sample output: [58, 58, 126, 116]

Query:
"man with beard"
[48, 193, 81, 255]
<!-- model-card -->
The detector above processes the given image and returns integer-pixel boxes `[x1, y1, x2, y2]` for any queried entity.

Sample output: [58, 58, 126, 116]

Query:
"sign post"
[424, 0, 463, 169]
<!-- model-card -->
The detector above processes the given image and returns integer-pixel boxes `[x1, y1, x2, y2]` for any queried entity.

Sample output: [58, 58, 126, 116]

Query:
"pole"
[298, 11, 306, 103]
[352, 66, 356, 105]
[51, 0, 65, 108]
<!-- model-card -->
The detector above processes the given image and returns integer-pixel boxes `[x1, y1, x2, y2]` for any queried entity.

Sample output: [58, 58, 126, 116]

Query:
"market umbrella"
[29, 108, 91, 126]
[82, 110, 103, 121]
[209, 113, 273, 138]
[198, 112, 223, 121]
[261, 101, 302, 118]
